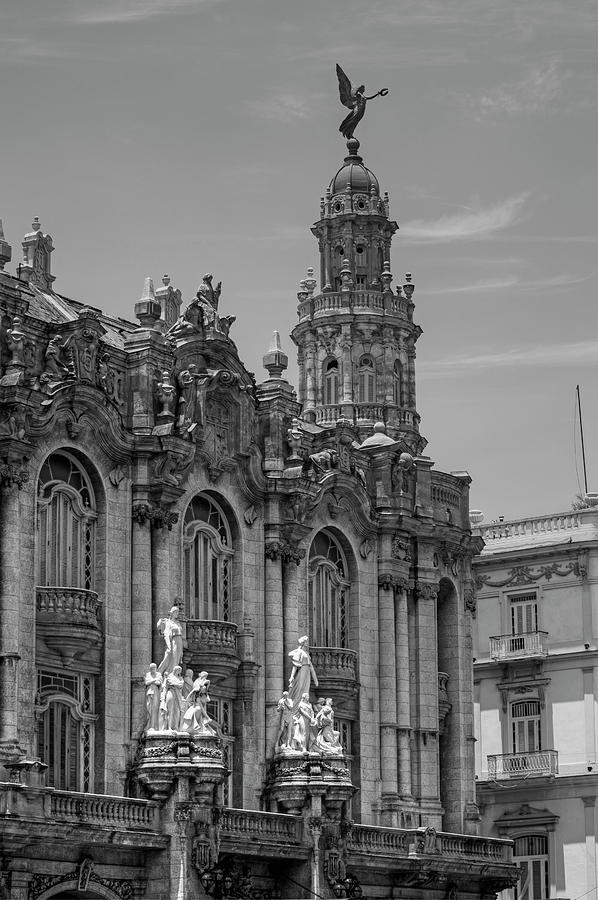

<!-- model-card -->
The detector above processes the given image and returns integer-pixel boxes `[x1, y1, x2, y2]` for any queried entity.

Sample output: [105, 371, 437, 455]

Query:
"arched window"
[513, 835, 549, 900]
[37, 452, 97, 590]
[358, 356, 376, 404]
[308, 531, 350, 648]
[324, 359, 339, 405]
[35, 669, 95, 792]
[393, 360, 404, 406]
[183, 494, 234, 621]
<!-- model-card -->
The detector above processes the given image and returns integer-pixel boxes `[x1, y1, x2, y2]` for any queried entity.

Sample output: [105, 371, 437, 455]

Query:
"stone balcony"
[297, 290, 412, 323]
[0, 782, 165, 853]
[310, 647, 358, 697]
[489, 631, 548, 661]
[35, 586, 103, 666]
[487, 750, 558, 780]
[216, 811, 517, 894]
[185, 619, 240, 681]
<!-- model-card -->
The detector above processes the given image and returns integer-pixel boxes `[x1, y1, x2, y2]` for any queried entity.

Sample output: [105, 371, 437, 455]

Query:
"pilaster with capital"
[377, 569, 399, 821]
[0, 457, 29, 758]
[412, 579, 441, 807]
[264, 518, 285, 756]
[395, 578, 413, 799]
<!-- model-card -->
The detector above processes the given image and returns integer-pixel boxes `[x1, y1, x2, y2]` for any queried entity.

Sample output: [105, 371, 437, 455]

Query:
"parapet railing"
[50, 791, 159, 829]
[220, 808, 303, 843]
[487, 750, 558, 780]
[475, 512, 582, 542]
[297, 291, 411, 322]
[489, 631, 548, 661]
[348, 825, 513, 862]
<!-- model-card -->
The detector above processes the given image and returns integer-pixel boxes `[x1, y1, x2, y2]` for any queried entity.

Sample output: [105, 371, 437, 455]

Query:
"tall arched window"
[183, 494, 234, 621]
[37, 452, 97, 590]
[513, 835, 549, 900]
[358, 356, 376, 404]
[393, 360, 404, 406]
[324, 359, 339, 405]
[309, 531, 350, 648]
[35, 669, 96, 792]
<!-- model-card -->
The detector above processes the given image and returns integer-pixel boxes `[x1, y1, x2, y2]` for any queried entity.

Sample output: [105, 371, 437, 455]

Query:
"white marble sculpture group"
[144, 605, 216, 736]
[276, 636, 343, 756]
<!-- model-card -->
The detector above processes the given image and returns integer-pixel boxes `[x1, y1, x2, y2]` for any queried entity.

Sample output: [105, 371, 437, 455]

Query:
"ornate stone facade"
[0, 131, 517, 899]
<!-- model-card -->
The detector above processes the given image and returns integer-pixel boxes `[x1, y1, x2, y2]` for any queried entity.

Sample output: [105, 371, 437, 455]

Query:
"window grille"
[36, 669, 96, 792]
[184, 495, 234, 620]
[309, 531, 350, 648]
[37, 452, 97, 590]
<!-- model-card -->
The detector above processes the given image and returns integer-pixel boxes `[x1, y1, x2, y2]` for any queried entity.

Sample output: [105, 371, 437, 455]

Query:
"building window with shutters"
[308, 531, 350, 648]
[511, 700, 542, 755]
[183, 494, 233, 621]
[508, 591, 539, 652]
[37, 452, 97, 590]
[513, 835, 549, 900]
[324, 359, 340, 406]
[358, 356, 376, 404]
[35, 669, 96, 792]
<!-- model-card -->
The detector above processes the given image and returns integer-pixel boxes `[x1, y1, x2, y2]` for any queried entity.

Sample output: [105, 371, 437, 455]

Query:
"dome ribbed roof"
[329, 157, 379, 196]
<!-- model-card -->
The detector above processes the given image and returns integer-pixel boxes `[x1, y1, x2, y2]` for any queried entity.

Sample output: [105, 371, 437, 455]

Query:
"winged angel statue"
[336, 64, 389, 141]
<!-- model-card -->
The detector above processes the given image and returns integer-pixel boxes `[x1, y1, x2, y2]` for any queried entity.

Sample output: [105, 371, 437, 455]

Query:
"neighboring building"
[472, 507, 598, 900]
[0, 131, 517, 899]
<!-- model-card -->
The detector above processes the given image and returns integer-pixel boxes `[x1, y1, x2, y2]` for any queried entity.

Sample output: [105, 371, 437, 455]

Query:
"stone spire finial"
[403, 273, 415, 301]
[263, 331, 288, 380]
[155, 274, 182, 330]
[134, 276, 162, 329]
[304, 267, 317, 297]
[0, 220, 12, 272]
[21, 216, 54, 290]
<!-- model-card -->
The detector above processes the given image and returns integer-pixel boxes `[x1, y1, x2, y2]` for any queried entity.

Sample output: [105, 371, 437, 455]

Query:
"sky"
[1, 0, 597, 522]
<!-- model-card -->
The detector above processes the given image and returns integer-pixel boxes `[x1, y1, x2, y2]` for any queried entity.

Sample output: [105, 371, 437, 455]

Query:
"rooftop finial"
[0, 219, 11, 272]
[263, 331, 288, 380]
[335, 63, 388, 144]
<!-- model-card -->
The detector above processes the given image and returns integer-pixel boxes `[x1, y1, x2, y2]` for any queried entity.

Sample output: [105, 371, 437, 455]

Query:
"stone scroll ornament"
[336, 63, 388, 141]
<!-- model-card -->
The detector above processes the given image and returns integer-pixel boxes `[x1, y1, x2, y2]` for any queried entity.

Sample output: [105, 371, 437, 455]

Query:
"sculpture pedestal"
[266, 751, 355, 819]
[136, 731, 226, 804]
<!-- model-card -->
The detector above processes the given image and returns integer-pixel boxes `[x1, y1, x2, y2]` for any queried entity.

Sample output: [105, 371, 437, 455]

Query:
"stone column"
[265, 539, 284, 756]
[378, 576, 399, 823]
[407, 349, 417, 409]
[305, 341, 316, 413]
[395, 581, 412, 798]
[583, 796, 597, 898]
[283, 548, 301, 662]
[413, 582, 440, 812]
[0, 470, 26, 757]
[130, 504, 154, 738]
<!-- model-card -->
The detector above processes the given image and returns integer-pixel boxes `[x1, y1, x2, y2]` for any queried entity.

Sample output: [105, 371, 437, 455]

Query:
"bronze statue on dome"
[336, 63, 388, 141]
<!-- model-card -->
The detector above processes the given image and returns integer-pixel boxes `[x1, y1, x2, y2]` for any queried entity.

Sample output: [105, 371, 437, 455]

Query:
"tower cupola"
[291, 79, 423, 447]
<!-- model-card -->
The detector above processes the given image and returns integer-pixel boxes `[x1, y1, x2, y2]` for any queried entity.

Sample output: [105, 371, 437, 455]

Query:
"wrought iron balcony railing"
[489, 631, 548, 661]
[487, 750, 558, 780]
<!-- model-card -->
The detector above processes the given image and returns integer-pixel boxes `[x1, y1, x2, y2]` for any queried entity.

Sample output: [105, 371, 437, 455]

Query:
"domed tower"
[291, 135, 423, 446]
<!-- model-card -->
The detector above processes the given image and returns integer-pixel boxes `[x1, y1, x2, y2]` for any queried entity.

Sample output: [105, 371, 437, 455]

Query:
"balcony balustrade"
[348, 825, 513, 862]
[220, 808, 303, 844]
[487, 750, 558, 780]
[50, 791, 159, 829]
[185, 619, 240, 681]
[297, 291, 411, 323]
[489, 631, 548, 661]
[36, 586, 103, 665]
[310, 647, 358, 697]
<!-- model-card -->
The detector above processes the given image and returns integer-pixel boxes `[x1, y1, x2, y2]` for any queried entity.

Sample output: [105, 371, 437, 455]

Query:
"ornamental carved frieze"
[391, 534, 412, 562]
[28, 867, 133, 900]
[475, 556, 587, 590]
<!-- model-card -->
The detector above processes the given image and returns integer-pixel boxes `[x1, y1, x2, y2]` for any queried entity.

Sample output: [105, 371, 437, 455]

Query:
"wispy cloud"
[249, 94, 310, 124]
[420, 339, 598, 378]
[71, 0, 220, 25]
[401, 194, 529, 244]
[465, 60, 567, 119]
[420, 272, 590, 296]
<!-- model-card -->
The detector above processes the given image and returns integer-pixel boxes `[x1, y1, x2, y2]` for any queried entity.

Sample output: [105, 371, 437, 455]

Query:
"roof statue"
[336, 63, 388, 142]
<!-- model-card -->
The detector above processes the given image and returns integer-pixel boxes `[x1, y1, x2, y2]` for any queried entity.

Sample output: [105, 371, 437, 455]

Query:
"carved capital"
[265, 540, 283, 562]
[132, 502, 179, 530]
[0, 461, 29, 490]
[415, 582, 439, 602]
[280, 540, 306, 566]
